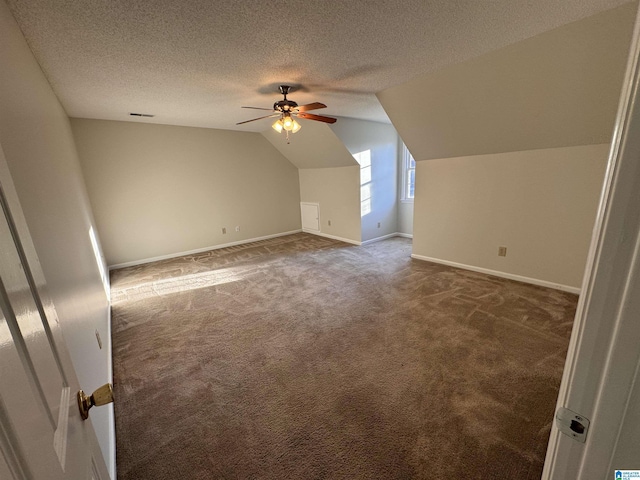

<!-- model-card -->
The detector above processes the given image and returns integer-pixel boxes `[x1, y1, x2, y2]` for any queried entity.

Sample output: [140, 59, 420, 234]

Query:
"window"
[353, 149, 372, 217]
[401, 143, 415, 201]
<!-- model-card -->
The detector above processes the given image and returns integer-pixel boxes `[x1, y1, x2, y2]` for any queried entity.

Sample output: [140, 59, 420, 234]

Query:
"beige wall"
[377, 3, 635, 161]
[72, 119, 302, 267]
[412, 145, 609, 289]
[0, 0, 113, 473]
[398, 201, 414, 236]
[298, 166, 361, 243]
[379, 3, 633, 289]
[330, 118, 399, 241]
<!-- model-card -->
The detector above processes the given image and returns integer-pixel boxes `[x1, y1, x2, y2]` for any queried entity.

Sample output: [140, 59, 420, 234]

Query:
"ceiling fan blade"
[241, 106, 275, 111]
[294, 102, 327, 113]
[296, 112, 337, 124]
[236, 113, 280, 125]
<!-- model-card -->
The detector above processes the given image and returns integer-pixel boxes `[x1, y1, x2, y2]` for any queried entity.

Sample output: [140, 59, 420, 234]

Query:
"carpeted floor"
[110, 233, 577, 479]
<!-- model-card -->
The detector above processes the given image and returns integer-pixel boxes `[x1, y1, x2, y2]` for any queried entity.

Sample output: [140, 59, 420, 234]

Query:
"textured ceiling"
[6, 0, 632, 132]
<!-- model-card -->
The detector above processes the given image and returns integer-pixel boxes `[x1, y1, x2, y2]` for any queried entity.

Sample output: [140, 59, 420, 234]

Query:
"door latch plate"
[556, 407, 590, 443]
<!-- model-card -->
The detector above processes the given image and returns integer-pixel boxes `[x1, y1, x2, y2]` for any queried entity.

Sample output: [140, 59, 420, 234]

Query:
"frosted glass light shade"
[272, 119, 283, 133]
[283, 115, 294, 131]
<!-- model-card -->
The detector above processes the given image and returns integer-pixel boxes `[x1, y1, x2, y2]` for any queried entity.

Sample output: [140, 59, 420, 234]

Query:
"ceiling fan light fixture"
[239, 86, 335, 142]
[282, 114, 295, 131]
[272, 118, 284, 133]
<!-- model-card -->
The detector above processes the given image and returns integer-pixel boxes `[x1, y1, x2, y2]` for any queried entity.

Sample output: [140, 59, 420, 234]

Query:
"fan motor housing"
[274, 100, 298, 112]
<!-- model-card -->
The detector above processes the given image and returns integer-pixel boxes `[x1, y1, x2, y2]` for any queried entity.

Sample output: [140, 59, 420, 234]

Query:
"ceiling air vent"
[129, 113, 155, 117]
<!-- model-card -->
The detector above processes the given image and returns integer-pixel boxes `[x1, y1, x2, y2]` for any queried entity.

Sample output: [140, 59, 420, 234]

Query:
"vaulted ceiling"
[6, 0, 632, 132]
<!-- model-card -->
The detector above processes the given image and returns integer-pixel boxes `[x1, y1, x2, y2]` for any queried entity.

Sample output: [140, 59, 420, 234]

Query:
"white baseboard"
[361, 233, 396, 245]
[410, 254, 581, 294]
[108, 230, 303, 270]
[305, 231, 414, 247]
[303, 229, 362, 245]
[361, 232, 407, 245]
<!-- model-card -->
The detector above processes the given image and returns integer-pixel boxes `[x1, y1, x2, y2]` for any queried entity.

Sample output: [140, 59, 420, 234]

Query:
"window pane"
[360, 165, 371, 184]
[408, 169, 415, 198]
[401, 143, 416, 201]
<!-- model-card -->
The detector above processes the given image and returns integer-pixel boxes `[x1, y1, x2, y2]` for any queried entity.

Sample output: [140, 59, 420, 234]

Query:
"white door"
[300, 202, 320, 232]
[0, 149, 110, 479]
[542, 3, 640, 478]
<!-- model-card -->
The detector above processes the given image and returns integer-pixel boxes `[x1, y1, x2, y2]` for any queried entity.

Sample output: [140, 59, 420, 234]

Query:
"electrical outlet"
[328, 220, 331, 226]
[222, 227, 226, 234]
[498, 246, 507, 257]
[377, 222, 381, 228]
[235, 226, 240, 232]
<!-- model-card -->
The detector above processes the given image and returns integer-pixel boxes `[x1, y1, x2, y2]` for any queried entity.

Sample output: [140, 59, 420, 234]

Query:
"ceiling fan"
[237, 85, 336, 142]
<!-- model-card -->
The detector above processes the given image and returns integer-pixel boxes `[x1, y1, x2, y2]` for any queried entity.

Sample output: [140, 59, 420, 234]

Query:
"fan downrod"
[279, 85, 291, 98]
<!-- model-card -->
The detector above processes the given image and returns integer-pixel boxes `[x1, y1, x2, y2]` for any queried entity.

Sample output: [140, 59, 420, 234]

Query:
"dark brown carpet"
[110, 233, 577, 479]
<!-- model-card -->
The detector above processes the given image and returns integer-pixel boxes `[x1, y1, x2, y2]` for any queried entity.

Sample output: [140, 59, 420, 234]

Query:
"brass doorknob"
[77, 383, 114, 420]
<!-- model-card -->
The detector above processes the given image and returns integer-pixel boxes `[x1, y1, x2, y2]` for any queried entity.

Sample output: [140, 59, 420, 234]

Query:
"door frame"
[542, 3, 640, 477]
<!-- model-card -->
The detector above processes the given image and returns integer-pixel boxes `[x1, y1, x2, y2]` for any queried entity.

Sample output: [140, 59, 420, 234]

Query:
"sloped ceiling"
[4, 0, 633, 132]
[261, 120, 357, 169]
[377, 2, 637, 161]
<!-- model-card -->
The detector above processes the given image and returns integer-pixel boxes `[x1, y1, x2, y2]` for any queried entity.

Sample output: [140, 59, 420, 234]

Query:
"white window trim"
[401, 143, 415, 203]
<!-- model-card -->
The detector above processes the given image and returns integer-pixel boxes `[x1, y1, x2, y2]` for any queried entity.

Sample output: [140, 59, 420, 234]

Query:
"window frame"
[401, 143, 415, 203]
